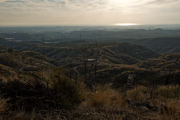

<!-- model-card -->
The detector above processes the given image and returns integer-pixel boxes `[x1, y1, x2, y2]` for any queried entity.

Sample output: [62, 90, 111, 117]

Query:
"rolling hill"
[134, 37, 180, 53]
[0, 47, 53, 83]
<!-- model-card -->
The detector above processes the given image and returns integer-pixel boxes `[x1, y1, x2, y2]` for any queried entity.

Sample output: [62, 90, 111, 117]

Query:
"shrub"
[0, 68, 86, 111]
[88, 85, 124, 108]
[126, 86, 150, 102]
[48, 68, 86, 108]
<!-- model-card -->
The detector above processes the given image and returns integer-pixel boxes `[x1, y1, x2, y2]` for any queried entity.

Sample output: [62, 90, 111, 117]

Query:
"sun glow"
[114, 23, 138, 26]
[109, 0, 137, 6]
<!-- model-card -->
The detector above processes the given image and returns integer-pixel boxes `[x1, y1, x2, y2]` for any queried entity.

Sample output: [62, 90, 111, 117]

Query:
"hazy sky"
[0, 0, 180, 26]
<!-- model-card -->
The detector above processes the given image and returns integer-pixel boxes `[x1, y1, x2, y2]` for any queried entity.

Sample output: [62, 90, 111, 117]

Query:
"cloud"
[0, 0, 180, 25]
[147, 0, 180, 5]
[0, 0, 107, 11]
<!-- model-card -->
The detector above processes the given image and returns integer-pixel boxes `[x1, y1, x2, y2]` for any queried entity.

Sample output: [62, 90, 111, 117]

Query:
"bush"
[87, 85, 124, 108]
[0, 68, 86, 111]
[49, 68, 86, 108]
[126, 86, 150, 102]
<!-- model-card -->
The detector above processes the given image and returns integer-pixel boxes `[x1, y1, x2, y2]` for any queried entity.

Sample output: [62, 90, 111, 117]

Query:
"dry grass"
[125, 85, 180, 120]
[0, 98, 8, 112]
[1, 85, 180, 120]
[156, 85, 180, 99]
[126, 86, 150, 102]
[0, 112, 43, 120]
[160, 100, 180, 120]
[84, 85, 125, 108]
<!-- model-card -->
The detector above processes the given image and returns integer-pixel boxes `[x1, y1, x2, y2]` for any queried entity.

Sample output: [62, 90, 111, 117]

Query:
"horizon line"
[0, 24, 180, 27]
